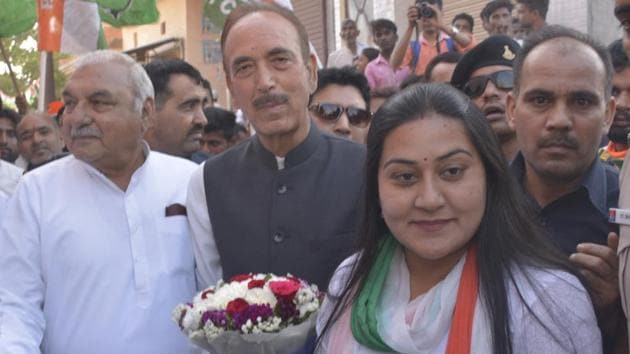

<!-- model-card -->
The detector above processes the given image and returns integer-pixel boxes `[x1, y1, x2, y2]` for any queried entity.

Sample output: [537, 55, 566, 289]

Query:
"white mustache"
[70, 126, 103, 139]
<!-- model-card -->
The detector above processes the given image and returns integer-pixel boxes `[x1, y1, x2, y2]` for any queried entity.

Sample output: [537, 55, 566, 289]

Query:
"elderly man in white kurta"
[0, 51, 198, 354]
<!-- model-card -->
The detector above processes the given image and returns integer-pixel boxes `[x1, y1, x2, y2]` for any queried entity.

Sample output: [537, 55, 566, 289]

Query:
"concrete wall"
[121, 0, 187, 50]
[588, 0, 621, 45]
[546, 0, 620, 45]
[547, 0, 589, 33]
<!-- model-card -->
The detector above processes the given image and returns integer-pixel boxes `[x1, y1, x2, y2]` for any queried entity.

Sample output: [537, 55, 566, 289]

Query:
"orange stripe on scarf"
[445, 243, 479, 354]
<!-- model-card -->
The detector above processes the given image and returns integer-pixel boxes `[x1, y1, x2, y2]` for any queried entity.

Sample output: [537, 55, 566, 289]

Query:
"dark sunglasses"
[309, 103, 372, 127]
[462, 70, 514, 98]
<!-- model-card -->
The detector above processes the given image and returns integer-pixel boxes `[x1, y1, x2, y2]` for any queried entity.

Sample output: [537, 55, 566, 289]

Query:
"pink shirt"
[364, 54, 410, 91]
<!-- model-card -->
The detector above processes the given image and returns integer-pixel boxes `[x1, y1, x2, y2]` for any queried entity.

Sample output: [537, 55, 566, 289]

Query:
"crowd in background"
[3, 0, 630, 353]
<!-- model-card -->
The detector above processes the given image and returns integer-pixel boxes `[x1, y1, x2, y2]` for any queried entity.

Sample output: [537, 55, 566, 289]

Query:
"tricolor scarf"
[351, 234, 480, 353]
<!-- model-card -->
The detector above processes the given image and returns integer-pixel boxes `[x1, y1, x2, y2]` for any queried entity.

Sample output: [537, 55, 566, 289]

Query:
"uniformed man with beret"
[451, 35, 521, 161]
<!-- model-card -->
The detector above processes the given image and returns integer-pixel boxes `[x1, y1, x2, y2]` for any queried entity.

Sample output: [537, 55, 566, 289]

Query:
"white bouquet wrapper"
[190, 311, 317, 354]
[174, 273, 321, 354]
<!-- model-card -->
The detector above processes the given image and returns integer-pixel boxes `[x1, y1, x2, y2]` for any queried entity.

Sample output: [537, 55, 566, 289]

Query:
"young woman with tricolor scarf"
[315, 83, 601, 353]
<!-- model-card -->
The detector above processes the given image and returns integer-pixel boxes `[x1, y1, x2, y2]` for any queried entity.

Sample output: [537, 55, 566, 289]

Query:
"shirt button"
[273, 232, 284, 243]
[277, 184, 288, 195]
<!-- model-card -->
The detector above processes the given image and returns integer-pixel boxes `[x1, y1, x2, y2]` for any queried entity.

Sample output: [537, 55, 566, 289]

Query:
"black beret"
[451, 35, 521, 89]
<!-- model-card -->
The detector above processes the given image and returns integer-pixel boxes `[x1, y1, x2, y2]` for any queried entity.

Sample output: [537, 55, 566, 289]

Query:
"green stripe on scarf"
[351, 234, 398, 352]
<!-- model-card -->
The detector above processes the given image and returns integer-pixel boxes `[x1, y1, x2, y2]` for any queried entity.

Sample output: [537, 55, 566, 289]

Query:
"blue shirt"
[510, 153, 619, 256]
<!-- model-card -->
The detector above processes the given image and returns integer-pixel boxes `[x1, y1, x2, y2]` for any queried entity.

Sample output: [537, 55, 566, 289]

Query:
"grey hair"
[73, 50, 154, 112]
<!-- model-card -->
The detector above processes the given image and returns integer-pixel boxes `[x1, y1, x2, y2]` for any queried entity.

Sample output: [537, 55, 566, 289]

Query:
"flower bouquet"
[173, 273, 322, 354]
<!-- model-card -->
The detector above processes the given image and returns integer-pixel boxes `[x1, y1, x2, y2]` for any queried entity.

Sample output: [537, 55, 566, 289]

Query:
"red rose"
[229, 274, 253, 282]
[269, 280, 301, 300]
[287, 275, 302, 284]
[226, 298, 249, 316]
[248, 279, 266, 289]
[201, 288, 214, 300]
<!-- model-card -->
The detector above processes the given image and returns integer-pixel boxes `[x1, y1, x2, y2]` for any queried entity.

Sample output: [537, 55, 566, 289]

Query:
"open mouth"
[483, 105, 505, 122]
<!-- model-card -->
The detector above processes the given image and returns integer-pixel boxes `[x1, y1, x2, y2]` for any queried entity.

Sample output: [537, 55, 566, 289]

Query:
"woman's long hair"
[316, 83, 583, 353]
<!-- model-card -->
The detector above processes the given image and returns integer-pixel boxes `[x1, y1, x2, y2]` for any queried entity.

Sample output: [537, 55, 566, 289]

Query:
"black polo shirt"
[510, 153, 619, 256]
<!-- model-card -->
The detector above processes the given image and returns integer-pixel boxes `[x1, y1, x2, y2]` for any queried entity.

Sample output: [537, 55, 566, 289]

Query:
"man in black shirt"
[506, 25, 623, 352]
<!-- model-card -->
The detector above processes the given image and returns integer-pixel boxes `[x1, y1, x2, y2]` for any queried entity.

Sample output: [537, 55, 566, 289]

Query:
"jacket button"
[277, 184, 287, 195]
[273, 232, 284, 243]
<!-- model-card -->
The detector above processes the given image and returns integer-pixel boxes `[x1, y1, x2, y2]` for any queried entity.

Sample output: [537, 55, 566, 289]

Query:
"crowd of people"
[1, 0, 630, 353]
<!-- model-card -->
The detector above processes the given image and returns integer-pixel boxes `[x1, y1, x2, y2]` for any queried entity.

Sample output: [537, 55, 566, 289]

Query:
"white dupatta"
[318, 246, 492, 353]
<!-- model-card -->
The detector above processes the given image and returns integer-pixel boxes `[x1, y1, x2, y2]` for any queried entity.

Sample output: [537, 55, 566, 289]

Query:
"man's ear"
[141, 97, 155, 134]
[307, 53, 318, 94]
[603, 95, 617, 135]
[506, 91, 517, 130]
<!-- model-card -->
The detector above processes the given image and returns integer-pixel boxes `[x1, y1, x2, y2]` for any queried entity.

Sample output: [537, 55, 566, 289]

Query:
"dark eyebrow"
[268, 47, 295, 59]
[382, 149, 473, 168]
[436, 148, 473, 161]
[383, 158, 415, 169]
[522, 88, 553, 99]
[570, 90, 600, 102]
[179, 96, 202, 108]
[88, 90, 114, 100]
[231, 56, 253, 71]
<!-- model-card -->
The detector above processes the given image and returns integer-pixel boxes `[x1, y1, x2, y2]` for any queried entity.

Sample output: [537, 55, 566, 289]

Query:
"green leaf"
[98, 0, 160, 27]
[0, 0, 36, 38]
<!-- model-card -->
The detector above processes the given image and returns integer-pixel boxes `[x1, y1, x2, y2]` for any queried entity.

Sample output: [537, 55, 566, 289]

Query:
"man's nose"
[256, 64, 276, 93]
[333, 113, 352, 137]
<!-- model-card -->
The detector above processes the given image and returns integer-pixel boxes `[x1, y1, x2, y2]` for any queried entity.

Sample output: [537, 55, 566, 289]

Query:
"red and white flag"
[38, 0, 100, 54]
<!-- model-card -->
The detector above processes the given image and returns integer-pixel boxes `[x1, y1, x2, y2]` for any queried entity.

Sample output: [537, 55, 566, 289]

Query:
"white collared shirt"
[0, 148, 198, 354]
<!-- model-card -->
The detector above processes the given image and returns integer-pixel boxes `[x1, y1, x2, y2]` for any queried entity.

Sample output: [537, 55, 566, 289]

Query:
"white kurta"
[326, 42, 369, 69]
[0, 149, 198, 354]
[0, 159, 22, 196]
[317, 247, 602, 354]
[0, 159, 22, 221]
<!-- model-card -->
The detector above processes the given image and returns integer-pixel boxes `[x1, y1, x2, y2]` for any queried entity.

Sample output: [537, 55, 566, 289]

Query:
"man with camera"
[390, 0, 475, 77]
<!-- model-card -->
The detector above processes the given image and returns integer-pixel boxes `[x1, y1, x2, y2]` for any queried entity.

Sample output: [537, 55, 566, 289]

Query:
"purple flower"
[201, 310, 229, 329]
[275, 297, 299, 323]
[232, 304, 274, 330]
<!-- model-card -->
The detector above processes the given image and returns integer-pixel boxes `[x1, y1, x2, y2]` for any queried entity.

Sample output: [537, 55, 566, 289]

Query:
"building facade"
[119, 0, 620, 108]
[120, 0, 330, 109]
[327, 0, 620, 62]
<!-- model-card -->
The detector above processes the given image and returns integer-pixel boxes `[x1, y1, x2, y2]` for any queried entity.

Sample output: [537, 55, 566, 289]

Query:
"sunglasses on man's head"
[309, 103, 372, 127]
[462, 70, 514, 99]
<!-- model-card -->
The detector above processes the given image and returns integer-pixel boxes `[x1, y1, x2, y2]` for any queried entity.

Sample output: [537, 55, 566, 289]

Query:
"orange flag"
[38, 0, 101, 53]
